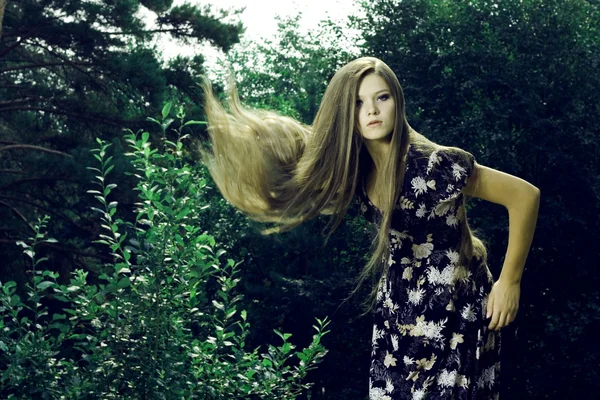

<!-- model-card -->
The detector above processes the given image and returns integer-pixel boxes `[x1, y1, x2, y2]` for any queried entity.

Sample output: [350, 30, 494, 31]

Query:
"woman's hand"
[486, 278, 521, 331]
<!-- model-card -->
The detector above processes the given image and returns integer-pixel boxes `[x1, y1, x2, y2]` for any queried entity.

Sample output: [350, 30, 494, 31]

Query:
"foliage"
[0, 0, 243, 285]
[211, 13, 359, 124]
[0, 105, 330, 399]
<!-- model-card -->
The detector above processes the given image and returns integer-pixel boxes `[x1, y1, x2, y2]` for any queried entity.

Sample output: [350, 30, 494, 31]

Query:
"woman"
[200, 57, 540, 399]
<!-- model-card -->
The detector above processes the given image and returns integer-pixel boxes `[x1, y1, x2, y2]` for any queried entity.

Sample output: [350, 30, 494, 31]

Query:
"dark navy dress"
[357, 144, 501, 400]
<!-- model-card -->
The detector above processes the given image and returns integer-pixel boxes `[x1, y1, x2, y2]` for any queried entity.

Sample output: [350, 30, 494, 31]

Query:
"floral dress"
[357, 144, 501, 400]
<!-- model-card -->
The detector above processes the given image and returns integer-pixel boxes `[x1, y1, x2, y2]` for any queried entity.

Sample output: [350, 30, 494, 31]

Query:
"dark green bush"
[0, 103, 330, 399]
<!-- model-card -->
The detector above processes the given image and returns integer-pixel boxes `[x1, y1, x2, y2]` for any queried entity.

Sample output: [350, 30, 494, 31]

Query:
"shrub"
[0, 103, 330, 399]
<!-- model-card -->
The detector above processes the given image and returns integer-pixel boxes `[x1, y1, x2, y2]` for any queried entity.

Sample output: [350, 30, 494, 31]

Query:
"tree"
[212, 13, 359, 124]
[0, 0, 243, 283]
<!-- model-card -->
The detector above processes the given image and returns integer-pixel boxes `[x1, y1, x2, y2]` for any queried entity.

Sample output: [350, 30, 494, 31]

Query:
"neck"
[364, 137, 392, 173]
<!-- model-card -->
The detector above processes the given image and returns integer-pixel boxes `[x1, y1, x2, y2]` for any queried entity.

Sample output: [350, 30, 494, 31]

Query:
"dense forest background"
[0, 0, 598, 398]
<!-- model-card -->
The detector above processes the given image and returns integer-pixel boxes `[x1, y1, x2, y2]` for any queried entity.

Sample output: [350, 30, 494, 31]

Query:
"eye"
[355, 99, 363, 107]
[378, 94, 390, 101]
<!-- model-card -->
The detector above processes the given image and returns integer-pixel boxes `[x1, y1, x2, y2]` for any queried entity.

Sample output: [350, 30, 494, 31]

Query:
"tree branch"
[0, 194, 92, 235]
[0, 61, 94, 74]
[0, 199, 35, 233]
[0, 176, 81, 193]
[0, 144, 73, 157]
[0, 106, 145, 129]
[0, 96, 55, 107]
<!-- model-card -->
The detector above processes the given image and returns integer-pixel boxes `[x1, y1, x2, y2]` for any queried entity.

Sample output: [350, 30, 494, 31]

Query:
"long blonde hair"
[199, 57, 487, 315]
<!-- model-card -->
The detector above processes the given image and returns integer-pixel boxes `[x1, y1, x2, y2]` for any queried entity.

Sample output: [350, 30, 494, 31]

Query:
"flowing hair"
[199, 57, 487, 316]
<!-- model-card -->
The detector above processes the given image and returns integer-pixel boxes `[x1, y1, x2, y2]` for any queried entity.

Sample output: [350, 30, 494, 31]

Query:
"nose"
[368, 105, 379, 116]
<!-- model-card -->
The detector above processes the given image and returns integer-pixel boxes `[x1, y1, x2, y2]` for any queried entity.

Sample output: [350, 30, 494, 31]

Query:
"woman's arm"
[464, 162, 541, 331]
[465, 162, 541, 283]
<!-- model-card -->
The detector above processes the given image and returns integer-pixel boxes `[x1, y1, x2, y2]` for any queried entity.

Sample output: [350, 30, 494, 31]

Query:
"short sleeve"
[431, 148, 475, 204]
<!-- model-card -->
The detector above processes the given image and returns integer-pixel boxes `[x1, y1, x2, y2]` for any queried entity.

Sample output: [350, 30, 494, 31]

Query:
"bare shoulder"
[464, 162, 540, 208]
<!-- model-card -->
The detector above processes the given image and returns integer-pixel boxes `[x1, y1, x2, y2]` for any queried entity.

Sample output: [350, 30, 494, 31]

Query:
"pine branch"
[0, 61, 94, 74]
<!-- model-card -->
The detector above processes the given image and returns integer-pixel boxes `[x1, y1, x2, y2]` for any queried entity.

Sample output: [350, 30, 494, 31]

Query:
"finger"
[496, 313, 507, 330]
[486, 294, 494, 319]
[506, 312, 514, 325]
[488, 311, 500, 330]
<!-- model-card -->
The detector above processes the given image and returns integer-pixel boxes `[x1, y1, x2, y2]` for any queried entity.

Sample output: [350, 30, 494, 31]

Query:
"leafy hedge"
[0, 104, 330, 399]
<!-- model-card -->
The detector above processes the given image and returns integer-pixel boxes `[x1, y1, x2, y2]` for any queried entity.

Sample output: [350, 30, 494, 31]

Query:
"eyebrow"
[357, 89, 389, 98]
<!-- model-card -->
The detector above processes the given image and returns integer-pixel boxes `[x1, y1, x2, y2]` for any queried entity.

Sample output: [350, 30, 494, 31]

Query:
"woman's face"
[355, 73, 396, 141]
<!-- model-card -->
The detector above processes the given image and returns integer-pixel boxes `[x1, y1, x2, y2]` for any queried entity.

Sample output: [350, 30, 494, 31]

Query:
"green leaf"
[52, 313, 67, 321]
[37, 281, 54, 290]
[117, 277, 130, 289]
[162, 102, 172, 120]
[182, 120, 207, 128]
[262, 359, 273, 368]
[176, 208, 190, 220]
[142, 131, 150, 144]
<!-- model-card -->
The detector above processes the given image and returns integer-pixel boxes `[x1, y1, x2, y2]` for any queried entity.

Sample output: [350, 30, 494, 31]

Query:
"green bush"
[0, 103, 330, 399]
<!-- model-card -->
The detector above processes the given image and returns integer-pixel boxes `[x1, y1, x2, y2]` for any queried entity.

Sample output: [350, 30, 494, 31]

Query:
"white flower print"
[416, 203, 427, 218]
[452, 163, 467, 181]
[461, 303, 477, 322]
[434, 201, 451, 217]
[412, 388, 427, 400]
[403, 355, 414, 365]
[426, 265, 457, 286]
[426, 179, 436, 190]
[411, 315, 447, 342]
[411, 176, 428, 197]
[436, 369, 457, 387]
[450, 332, 464, 350]
[477, 366, 496, 389]
[427, 150, 440, 174]
[427, 209, 437, 220]
[446, 213, 459, 227]
[402, 266, 413, 281]
[385, 377, 394, 394]
[446, 183, 455, 193]
[391, 334, 399, 352]
[384, 351, 397, 368]
[412, 242, 434, 259]
[398, 196, 415, 210]
[372, 325, 385, 344]
[445, 249, 459, 265]
[416, 354, 437, 371]
[387, 254, 396, 267]
[401, 257, 412, 265]
[407, 288, 426, 305]
[370, 386, 392, 400]
[390, 229, 408, 250]
[421, 318, 447, 341]
[383, 295, 399, 314]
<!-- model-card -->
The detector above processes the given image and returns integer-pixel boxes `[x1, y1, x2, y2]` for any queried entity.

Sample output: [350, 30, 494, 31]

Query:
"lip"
[367, 120, 382, 127]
